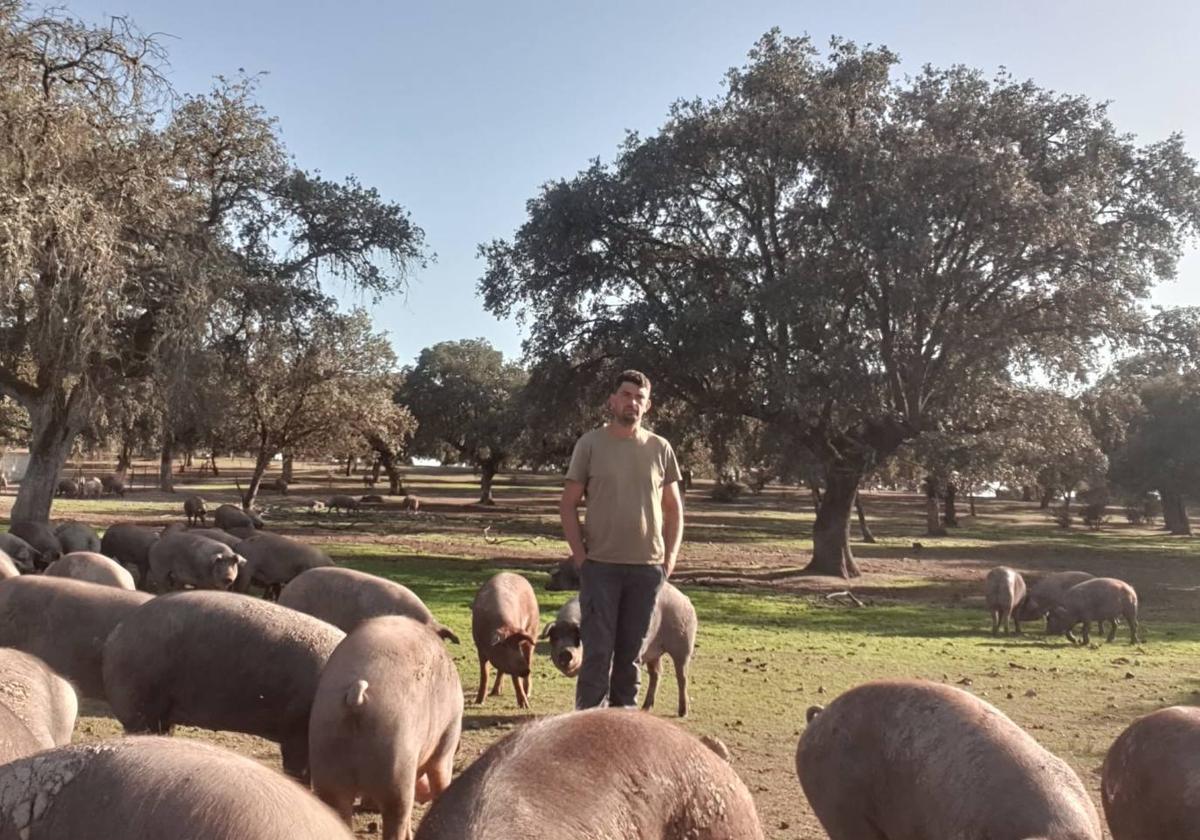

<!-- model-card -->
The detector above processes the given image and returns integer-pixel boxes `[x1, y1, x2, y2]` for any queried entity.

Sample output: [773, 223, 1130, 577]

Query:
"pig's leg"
[512, 674, 530, 709]
[642, 656, 661, 712]
[316, 788, 356, 827]
[1127, 610, 1139, 644]
[475, 654, 489, 705]
[418, 723, 460, 804]
[490, 669, 504, 696]
[1013, 612, 1022, 635]
[523, 646, 534, 699]
[1080, 622, 1091, 645]
[991, 608, 999, 636]
[1105, 619, 1118, 643]
[381, 765, 416, 840]
[674, 655, 690, 718]
[280, 733, 310, 783]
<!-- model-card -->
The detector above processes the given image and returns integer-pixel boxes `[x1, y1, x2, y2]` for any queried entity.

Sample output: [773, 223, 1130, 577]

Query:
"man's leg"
[575, 561, 621, 709]
[608, 564, 665, 708]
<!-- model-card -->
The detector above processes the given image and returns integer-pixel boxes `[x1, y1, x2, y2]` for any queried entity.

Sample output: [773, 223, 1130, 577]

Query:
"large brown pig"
[0, 648, 77, 748]
[279, 566, 457, 641]
[984, 566, 1026, 635]
[541, 582, 696, 717]
[0, 576, 151, 700]
[310, 616, 463, 840]
[1017, 570, 1096, 622]
[99, 523, 158, 588]
[147, 530, 245, 592]
[414, 709, 764, 840]
[1102, 705, 1200, 839]
[44, 551, 136, 590]
[796, 680, 1102, 840]
[471, 572, 539, 709]
[102, 590, 345, 779]
[232, 532, 333, 599]
[1046, 577, 1139, 644]
[0, 737, 356, 840]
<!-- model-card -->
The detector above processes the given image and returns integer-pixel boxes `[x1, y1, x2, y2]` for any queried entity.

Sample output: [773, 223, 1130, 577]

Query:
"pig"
[100, 473, 126, 497]
[185, 527, 246, 548]
[402, 495, 420, 513]
[100, 523, 158, 589]
[272, 477, 289, 495]
[45, 551, 136, 590]
[56, 478, 79, 498]
[0, 647, 77, 748]
[1046, 577, 1139, 645]
[1017, 570, 1096, 622]
[9, 521, 61, 568]
[545, 557, 580, 591]
[1102, 705, 1200, 839]
[414, 709, 765, 840]
[471, 572, 539, 709]
[361, 494, 385, 504]
[543, 583, 696, 717]
[213, 503, 263, 530]
[102, 590, 346, 779]
[54, 521, 102, 554]
[0, 576, 151, 700]
[79, 476, 102, 498]
[310, 616, 464, 840]
[0, 534, 38, 572]
[183, 494, 207, 526]
[0, 737, 357, 840]
[327, 494, 361, 514]
[232, 532, 334, 600]
[796, 680, 1102, 840]
[0, 551, 19, 580]
[147, 531, 245, 592]
[279, 566, 458, 642]
[984, 566, 1026, 635]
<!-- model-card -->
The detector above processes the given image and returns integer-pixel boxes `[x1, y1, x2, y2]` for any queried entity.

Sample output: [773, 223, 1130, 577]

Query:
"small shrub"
[1053, 504, 1072, 528]
[1082, 502, 1109, 530]
[710, 480, 745, 503]
[1123, 494, 1161, 525]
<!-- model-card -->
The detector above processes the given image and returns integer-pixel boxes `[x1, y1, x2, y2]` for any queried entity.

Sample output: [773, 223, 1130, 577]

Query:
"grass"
[18, 463, 1200, 838]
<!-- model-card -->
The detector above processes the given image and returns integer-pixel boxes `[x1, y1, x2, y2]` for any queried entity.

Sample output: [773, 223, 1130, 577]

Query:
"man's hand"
[663, 554, 677, 579]
[571, 550, 587, 570]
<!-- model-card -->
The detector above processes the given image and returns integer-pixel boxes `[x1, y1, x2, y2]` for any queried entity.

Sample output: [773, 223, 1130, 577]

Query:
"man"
[560, 369, 683, 710]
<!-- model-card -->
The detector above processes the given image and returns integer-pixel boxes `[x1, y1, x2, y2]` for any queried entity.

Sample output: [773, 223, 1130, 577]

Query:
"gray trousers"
[575, 560, 665, 710]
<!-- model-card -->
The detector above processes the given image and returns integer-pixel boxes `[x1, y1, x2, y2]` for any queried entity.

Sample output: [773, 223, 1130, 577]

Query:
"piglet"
[471, 572, 539, 709]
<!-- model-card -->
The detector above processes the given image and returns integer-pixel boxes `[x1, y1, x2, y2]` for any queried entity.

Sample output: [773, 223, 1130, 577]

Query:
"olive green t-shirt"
[565, 426, 682, 565]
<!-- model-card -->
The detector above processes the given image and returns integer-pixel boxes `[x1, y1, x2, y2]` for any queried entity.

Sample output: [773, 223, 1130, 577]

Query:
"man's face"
[608, 381, 650, 427]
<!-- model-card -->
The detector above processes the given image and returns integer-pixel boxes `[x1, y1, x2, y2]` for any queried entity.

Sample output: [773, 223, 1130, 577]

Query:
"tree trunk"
[479, 460, 498, 505]
[1162, 491, 1192, 535]
[159, 431, 175, 493]
[804, 468, 861, 578]
[1060, 490, 1072, 528]
[1176, 497, 1193, 536]
[854, 492, 876, 543]
[282, 450, 294, 483]
[209, 454, 220, 477]
[344, 454, 354, 477]
[371, 458, 382, 484]
[1021, 485, 1033, 502]
[808, 479, 822, 514]
[12, 399, 84, 523]
[184, 450, 194, 468]
[242, 442, 272, 511]
[924, 476, 947, 536]
[969, 492, 977, 517]
[943, 482, 959, 527]
[116, 434, 132, 474]
[1039, 487, 1053, 509]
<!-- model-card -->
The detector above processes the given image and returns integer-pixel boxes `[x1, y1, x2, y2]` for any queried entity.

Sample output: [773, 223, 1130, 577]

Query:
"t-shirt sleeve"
[565, 436, 591, 485]
[661, 440, 682, 485]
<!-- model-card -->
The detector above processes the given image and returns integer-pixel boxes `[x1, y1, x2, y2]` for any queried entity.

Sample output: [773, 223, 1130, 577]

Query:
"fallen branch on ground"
[825, 590, 867, 607]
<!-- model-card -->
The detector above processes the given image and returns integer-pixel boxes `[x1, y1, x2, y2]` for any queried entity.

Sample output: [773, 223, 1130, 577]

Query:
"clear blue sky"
[68, 0, 1200, 365]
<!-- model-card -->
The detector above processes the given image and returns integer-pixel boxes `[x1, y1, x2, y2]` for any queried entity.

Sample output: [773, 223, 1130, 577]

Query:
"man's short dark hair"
[614, 369, 651, 393]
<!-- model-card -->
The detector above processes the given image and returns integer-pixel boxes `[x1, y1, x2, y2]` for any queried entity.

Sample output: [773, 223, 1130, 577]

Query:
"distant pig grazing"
[0, 738, 356, 840]
[183, 494, 207, 526]
[232, 532, 334, 599]
[984, 566, 1026, 635]
[0, 576, 151, 700]
[471, 572, 539, 708]
[55, 521, 101, 554]
[310, 616, 463, 840]
[1018, 570, 1096, 622]
[402, 495, 419, 513]
[213, 503, 263, 530]
[102, 590, 345, 779]
[414, 709, 765, 840]
[1046, 577, 1139, 644]
[45, 551, 136, 590]
[327, 494, 361, 514]
[279, 566, 458, 641]
[0, 647, 77, 750]
[56, 478, 79, 498]
[1102, 705, 1200, 839]
[148, 530, 245, 592]
[796, 680, 1102, 840]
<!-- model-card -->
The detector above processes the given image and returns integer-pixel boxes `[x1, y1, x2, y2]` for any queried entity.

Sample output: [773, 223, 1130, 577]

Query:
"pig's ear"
[236, 555, 247, 567]
[511, 632, 536, 648]
[490, 627, 514, 647]
[538, 625, 552, 640]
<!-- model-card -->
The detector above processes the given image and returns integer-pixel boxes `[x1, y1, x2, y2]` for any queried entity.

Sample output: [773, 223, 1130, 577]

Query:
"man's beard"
[615, 410, 638, 427]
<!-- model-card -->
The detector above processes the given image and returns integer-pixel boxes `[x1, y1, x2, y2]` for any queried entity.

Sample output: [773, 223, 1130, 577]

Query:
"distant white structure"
[0, 451, 29, 481]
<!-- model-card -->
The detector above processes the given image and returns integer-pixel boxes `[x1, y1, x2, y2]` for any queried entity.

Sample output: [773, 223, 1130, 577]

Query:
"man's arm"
[661, 480, 684, 578]
[560, 479, 588, 568]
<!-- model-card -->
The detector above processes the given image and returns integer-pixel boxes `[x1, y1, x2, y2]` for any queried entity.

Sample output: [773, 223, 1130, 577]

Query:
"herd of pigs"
[0, 492, 1189, 839]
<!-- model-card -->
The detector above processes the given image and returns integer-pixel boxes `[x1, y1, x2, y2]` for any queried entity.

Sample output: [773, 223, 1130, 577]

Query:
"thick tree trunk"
[1162, 491, 1192, 535]
[12, 399, 83, 523]
[1021, 485, 1033, 502]
[209, 454, 220, 477]
[159, 431, 175, 493]
[363, 432, 406, 496]
[370, 458, 382, 484]
[282, 450, 294, 483]
[344, 454, 354, 477]
[943, 483, 959, 527]
[804, 469, 861, 578]
[116, 435, 132, 474]
[969, 492, 977, 517]
[854, 493, 876, 543]
[479, 460, 498, 505]
[808, 480, 822, 514]
[1039, 487, 1054, 509]
[924, 476, 947, 536]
